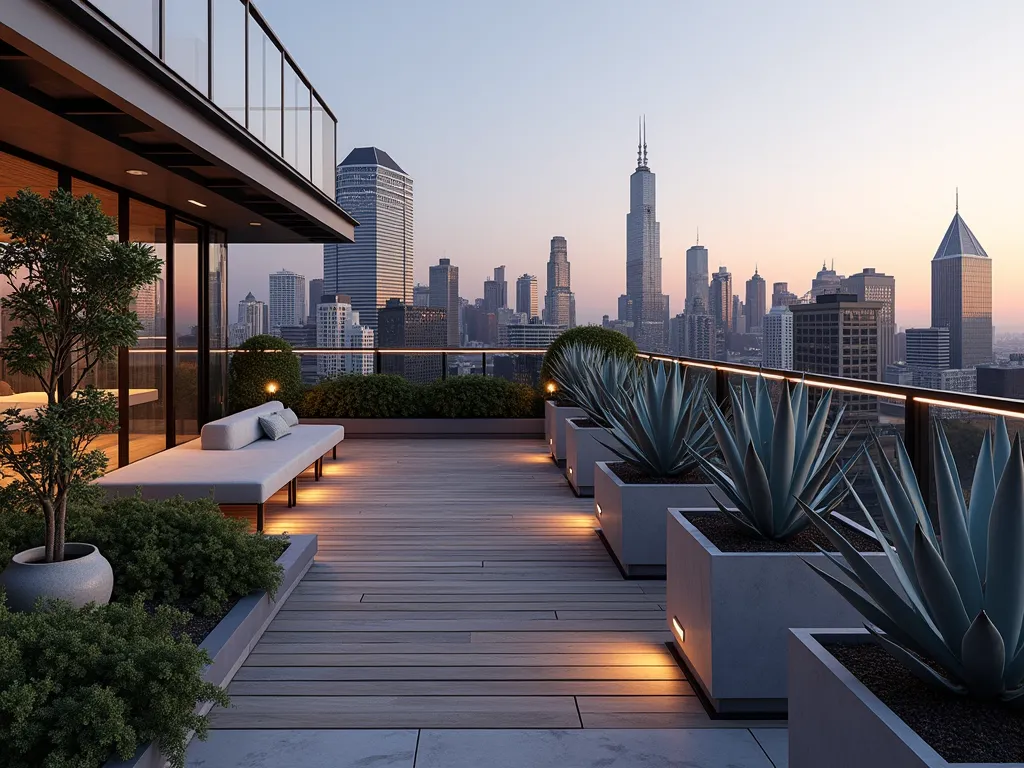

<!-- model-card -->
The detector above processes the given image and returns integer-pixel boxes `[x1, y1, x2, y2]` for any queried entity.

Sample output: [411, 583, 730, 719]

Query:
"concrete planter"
[304, 417, 543, 439]
[565, 419, 622, 497]
[667, 511, 892, 714]
[0, 542, 114, 611]
[594, 462, 725, 577]
[788, 629, 1015, 768]
[544, 400, 585, 465]
[104, 534, 317, 768]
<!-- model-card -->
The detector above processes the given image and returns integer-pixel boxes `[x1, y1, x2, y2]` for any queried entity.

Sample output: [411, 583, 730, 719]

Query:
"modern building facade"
[278, 323, 318, 384]
[745, 268, 766, 334]
[378, 299, 446, 384]
[413, 283, 431, 307]
[624, 121, 667, 351]
[516, 274, 539, 320]
[268, 269, 306, 333]
[685, 243, 709, 315]
[811, 262, 844, 299]
[234, 292, 267, 346]
[978, 365, 1024, 400]
[506, 322, 563, 349]
[906, 327, 951, 369]
[683, 307, 716, 361]
[708, 267, 732, 360]
[324, 147, 413, 331]
[544, 236, 573, 327]
[307, 278, 324, 323]
[316, 295, 373, 378]
[493, 266, 508, 310]
[931, 209, 993, 368]
[0, 0, 355, 466]
[772, 282, 799, 307]
[844, 268, 895, 373]
[428, 258, 459, 346]
[763, 305, 794, 370]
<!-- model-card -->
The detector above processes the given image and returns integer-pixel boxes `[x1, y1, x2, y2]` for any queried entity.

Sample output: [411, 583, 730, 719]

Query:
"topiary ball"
[540, 326, 638, 394]
[228, 334, 303, 413]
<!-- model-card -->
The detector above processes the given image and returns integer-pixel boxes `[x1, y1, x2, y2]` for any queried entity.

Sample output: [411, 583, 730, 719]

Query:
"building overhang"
[0, 0, 355, 244]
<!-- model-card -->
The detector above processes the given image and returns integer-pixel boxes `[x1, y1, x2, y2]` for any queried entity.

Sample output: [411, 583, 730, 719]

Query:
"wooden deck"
[216, 439, 748, 730]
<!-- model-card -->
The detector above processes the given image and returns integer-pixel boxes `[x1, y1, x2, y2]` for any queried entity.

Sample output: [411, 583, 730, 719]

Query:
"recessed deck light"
[187, 199, 207, 208]
[568, 466, 573, 475]
[249, 221, 262, 226]
[595, 503, 602, 517]
[126, 169, 148, 176]
[672, 616, 685, 642]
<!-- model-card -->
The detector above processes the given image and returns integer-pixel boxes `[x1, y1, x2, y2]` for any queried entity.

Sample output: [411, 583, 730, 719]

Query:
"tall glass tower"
[544, 237, 574, 327]
[324, 147, 413, 331]
[685, 242, 709, 314]
[625, 118, 667, 350]
[931, 206, 992, 369]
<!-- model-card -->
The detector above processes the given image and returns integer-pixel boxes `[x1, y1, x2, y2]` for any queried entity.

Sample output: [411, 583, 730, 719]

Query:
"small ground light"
[568, 466, 573, 475]
[672, 617, 685, 642]
[595, 503, 602, 516]
[545, 382, 556, 394]
[265, 382, 279, 402]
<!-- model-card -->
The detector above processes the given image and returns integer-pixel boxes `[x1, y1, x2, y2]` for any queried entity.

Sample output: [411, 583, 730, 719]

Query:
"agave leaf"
[792, 379, 811, 458]
[754, 375, 775, 462]
[876, 436, 936, 546]
[703, 397, 750, 508]
[893, 436, 937, 544]
[960, 612, 1007, 699]
[743, 441, 775, 537]
[789, 388, 835, 498]
[867, 625, 965, 694]
[768, 383, 796, 518]
[985, 435, 1024, 657]
[863, 454, 923, 598]
[1003, 638, 1024, 690]
[709, 494, 764, 539]
[994, 415, 1012, 479]
[967, 429, 995, 579]
[737, 378, 759, 459]
[912, 524, 972, 654]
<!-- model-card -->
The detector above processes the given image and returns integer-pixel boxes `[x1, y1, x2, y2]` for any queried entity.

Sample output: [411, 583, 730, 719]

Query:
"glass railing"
[82, 0, 336, 198]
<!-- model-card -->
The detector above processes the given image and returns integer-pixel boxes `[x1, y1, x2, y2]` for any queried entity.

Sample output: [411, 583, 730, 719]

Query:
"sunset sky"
[230, 0, 1024, 332]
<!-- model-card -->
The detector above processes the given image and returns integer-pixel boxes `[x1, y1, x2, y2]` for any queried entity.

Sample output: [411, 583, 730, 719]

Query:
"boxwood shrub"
[422, 376, 543, 418]
[228, 334, 303, 412]
[540, 326, 637, 390]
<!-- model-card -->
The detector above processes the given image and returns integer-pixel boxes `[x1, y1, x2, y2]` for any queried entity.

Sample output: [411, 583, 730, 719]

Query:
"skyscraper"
[906, 327, 950, 369]
[745, 267, 766, 333]
[685, 242, 709, 315]
[624, 119, 667, 350]
[307, 278, 324, 323]
[378, 299, 446, 384]
[708, 266, 732, 360]
[483, 279, 502, 314]
[323, 147, 413, 332]
[931, 205, 992, 368]
[811, 261, 844, 298]
[233, 291, 266, 346]
[268, 269, 306, 333]
[316, 295, 374, 378]
[772, 282, 799, 307]
[843, 268, 895, 371]
[516, 274, 539, 320]
[413, 283, 431, 307]
[544, 236, 573, 327]
[429, 258, 459, 346]
[493, 266, 508, 309]
[683, 300, 715, 361]
[762, 305, 793, 370]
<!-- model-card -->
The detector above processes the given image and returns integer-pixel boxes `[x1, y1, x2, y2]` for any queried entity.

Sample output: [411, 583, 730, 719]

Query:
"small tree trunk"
[42, 499, 55, 563]
[53, 494, 67, 563]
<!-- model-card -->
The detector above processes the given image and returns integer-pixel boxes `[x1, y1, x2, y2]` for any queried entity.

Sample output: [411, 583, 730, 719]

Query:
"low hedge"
[296, 374, 543, 419]
[540, 326, 638, 390]
[0, 597, 229, 768]
[229, 334, 303, 412]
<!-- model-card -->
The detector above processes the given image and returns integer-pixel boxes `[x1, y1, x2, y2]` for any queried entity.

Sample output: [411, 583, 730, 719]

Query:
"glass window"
[211, 0, 246, 125]
[89, 0, 161, 54]
[165, 0, 210, 94]
[128, 200, 168, 463]
[208, 229, 228, 420]
[173, 221, 200, 445]
[312, 96, 335, 197]
[248, 15, 282, 154]
[283, 61, 311, 178]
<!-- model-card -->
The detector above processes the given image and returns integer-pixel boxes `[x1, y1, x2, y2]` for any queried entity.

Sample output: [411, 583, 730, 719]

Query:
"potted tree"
[790, 419, 1024, 767]
[0, 189, 161, 611]
[592, 361, 722, 576]
[666, 376, 887, 714]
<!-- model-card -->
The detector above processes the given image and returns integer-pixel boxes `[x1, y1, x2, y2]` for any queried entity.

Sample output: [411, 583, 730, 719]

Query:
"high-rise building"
[413, 283, 431, 307]
[307, 278, 324, 323]
[279, 323, 318, 384]
[544, 236, 573, 327]
[811, 261, 844, 298]
[378, 299, 446, 384]
[483, 279, 502, 314]
[516, 274, 539, 320]
[762, 305, 793, 370]
[428, 258, 459, 346]
[506, 322, 563, 349]
[232, 291, 266, 346]
[493, 266, 508, 309]
[931, 206, 993, 368]
[772, 282, 799, 307]
[844, 268, 895, 372]
[685, 243, 709, 314]
[978, 365, 1024, 399]
[906, 327, 950, 369]
[268, 269, 306, 333]
[324, 147, 413, 331]
[316, 294, 374, 378]
[669, 314, 685, 355]
[624, 119, 668, 350]
[732, 295, 744, 334]
[683, 302, 715, 361]
[745, 268, 766, 333]
[708, 266, 732, 360]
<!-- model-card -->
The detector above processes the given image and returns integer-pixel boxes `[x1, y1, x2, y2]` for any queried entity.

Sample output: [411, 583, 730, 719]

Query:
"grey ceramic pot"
[0, 543, 114, 612]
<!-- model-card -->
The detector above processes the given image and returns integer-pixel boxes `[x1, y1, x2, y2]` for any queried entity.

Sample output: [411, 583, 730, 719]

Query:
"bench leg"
[290, 477, 298, 506]
[256, 503, 265, 533]
[332, 444, 337, 460]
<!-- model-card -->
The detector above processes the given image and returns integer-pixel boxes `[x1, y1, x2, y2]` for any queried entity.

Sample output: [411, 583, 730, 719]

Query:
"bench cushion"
[201, 401, 283, 450]
[97, 424, 344, 505]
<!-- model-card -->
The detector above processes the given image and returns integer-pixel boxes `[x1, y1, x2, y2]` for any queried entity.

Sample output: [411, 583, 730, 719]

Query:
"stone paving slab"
[752, 728, 789, 768]
[185, 729, 417, 768]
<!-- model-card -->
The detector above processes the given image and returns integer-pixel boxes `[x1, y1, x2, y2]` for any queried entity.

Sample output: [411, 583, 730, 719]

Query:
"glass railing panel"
[165, 0, 210, 95]
[211, 0, 246, 126]
[90, 0, 161, 53]
[312, 96, 335, 198]
[284, 62, 312, 179]
[247, 14, 282, 155]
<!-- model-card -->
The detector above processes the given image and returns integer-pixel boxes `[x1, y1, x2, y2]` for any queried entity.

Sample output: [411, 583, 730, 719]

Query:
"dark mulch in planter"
[608, 462, 708, 485]
[684, 511, 884, 553]
[826, 642, 1024, 764]
[569, 418, 602, 429]
[550, 399, 579, 408]
[143, 598, 240, 645]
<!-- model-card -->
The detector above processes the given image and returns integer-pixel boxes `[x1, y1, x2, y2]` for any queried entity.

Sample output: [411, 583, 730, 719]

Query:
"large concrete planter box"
[565, 419, 622, 497]
[667, 511, 891, 714]
[594, 462, 725, 577]
[544, 400, 585, 465]
[305, 418, 543, 439]
[105, 534, 317, 768]
[788, 629, 1014, 768]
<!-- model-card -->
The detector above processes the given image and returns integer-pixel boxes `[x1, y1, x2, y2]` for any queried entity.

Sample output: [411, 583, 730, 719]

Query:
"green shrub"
[0, 495, 287, 616]
[540, 326, 637, 392]
[0, 597, 229, 768]
[423, 376, 543, 418]
[297, 374, 421, 418]
[228, 334, 303, 413]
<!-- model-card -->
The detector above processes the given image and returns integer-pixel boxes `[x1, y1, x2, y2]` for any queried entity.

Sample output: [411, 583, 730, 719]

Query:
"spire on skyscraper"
[637, 117, 642, 169]
[642, 115, 648, 168]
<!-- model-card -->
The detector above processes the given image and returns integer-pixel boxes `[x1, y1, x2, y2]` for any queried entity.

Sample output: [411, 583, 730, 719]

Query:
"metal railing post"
[481, 352, 487, 377]
[441, 351, 448, 381]
[714, 368, 730, 409]
[374, 350, 382, 374]
[904, 396, 932, 511]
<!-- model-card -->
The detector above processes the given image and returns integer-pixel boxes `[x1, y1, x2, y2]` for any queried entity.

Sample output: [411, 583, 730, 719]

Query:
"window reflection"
[174, 221, 200, 444]
[165, 0, 210, 94]
[312, 96, 335, 197]
[284, 62, 311, 178]
[208, 230, 229, 420]
[212, 0, 246, 125]
[90, 0, 161, 53]
[248, 16, 282, 154]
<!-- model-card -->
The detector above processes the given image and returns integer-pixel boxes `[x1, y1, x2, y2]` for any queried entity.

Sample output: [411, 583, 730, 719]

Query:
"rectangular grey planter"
[565, 419, 622, 497]
[788, 629, 1014, 768]
[545, 400, 584, 465]
[304, 418, 543, 439]
[104, 534, 317, 768]
[594, 461, 725, 577]
[667, 510, 892, 714]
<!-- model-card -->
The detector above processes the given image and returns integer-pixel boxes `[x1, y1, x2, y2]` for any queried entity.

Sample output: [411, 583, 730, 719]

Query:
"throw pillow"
[258, 413, 292, 441]
[0, 381, 14, 396]
[280, 408, 299, 427]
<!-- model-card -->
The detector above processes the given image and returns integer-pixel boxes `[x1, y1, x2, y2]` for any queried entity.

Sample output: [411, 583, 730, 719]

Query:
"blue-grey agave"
[598, 361, 715, 479]
[803, 419, 1024, 701]
[547, 342, 634, 428]
[689, 376, 855, 541]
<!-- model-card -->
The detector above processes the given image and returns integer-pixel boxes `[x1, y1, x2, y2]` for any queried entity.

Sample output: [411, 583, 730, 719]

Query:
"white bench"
[95, 401, 343, 531]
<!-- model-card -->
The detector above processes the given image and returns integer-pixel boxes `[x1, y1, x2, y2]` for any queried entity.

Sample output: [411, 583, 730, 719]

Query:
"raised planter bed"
[304, 417, 543, 439]
[594, 462, 725, 577]
[104, 534, 317, 768]
[565, 419, 621, 497]
[667, 510, 891, 715]
[788, 629, 1022, 768]
[544, 400, 585, 465]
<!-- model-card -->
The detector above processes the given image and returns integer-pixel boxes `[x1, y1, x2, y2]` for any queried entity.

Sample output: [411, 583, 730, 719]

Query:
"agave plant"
[803, 419, 1024, 701]
[547, 342, 635, 428]
[598, 361, 715, 479]
[689, 376, 855, 541]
